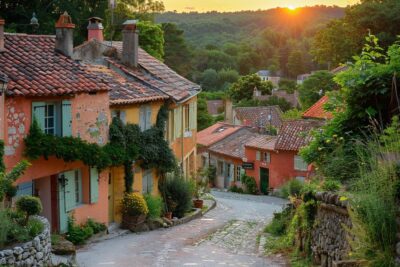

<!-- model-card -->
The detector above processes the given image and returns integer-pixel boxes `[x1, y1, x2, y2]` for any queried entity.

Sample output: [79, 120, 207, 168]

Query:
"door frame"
[260, 167, 269, 195]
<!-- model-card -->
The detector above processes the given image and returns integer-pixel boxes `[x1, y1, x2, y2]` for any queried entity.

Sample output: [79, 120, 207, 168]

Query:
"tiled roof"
[246, 136, 277, 151]
[197, 122, 244, 147]
[102, 41, 201, 102]
[302, 96, 333, 120]
[84, 64, 168, 105]
[275, 120, 323, 151]
[234, 106, 282, 129]
[257, 70, 270, 76]
[208, 128, 259, 159]
[207, 100, 224, 115]
[0, 33, 108, 96]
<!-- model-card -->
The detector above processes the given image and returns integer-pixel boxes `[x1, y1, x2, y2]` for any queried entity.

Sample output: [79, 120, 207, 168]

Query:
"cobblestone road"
[77, 191, 289, 267]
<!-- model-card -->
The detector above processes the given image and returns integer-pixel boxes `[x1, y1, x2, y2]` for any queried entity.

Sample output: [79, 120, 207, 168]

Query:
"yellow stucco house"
[74, 18, 200, 223]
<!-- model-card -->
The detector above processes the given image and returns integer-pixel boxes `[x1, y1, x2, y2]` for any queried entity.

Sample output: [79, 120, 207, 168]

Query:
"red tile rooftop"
[197, 122, 244, 147]
[302, 96, 333, 120]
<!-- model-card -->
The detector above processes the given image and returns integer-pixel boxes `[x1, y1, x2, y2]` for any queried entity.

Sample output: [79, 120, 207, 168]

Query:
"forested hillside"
[156, 7, 344, 48]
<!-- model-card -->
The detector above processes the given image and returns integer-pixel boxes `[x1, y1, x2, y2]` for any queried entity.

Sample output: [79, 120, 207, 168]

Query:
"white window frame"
[263, 152, 271, 163]
[294, 155, 308, 171]
[142, 169, 153, 194]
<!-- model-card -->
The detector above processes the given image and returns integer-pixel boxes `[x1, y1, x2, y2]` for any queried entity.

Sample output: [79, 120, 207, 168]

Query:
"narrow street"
[77, 191, 289, 267]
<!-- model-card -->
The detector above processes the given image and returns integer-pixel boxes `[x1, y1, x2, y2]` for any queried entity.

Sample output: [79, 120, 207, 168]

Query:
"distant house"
[297, 73, 311, 85]
[207, 100, 224, 116]
[254, 88, 300, 108]
[197, 122, 244, 170]
[233, 106, 283, 133]
[244, 120, 323, 193]
[257, 70, 280, 87]
[302, 95, 333, 120]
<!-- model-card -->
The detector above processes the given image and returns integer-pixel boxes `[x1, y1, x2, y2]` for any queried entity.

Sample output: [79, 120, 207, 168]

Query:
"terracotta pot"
[164, 211, 172, 220]
[193, 199, 204, 209]
[122, 214, 146, 230]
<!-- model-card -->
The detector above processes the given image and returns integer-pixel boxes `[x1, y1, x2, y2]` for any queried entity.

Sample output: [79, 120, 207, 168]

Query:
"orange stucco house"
[0, 14, 112, 233]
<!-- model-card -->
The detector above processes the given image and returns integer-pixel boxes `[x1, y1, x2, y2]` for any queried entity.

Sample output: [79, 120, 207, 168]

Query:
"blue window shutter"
[148, 170, 153, 193]
[139, 106, 145, 131]
[32, 102, 46, 131]
[62, 100, 72, 137]
[64, 171, 76, 212]
[90, 167, 99, 203]
[193, 101, 197, 130]
[146, 106, 152, 130]
[120, 111, 127, 125]
[16, 181, 33, 197]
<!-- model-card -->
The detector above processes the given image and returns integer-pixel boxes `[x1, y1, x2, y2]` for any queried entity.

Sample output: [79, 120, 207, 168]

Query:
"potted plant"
[193, 180, 204, 209]
[121, 193, 149, 230]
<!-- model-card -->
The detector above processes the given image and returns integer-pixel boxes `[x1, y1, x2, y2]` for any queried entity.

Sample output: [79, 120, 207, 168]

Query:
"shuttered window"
[190, 101, 197, 130]
[167, 110, 174, 142]
[142, 170, 153, 194]
[174, 106, 182, 139]
[256, 151, 261, 161]
[184, 105, 190, 132]
[140, 105, 152, 131]
[294, 155, 308, 171]
[62, 100, 72, 136]
[32, 100, 72, 136]
[263, 152, 271, 163]
[16, 181, 33, 197]
[64, 170, 82, 212]
[90, 167, 99, 204]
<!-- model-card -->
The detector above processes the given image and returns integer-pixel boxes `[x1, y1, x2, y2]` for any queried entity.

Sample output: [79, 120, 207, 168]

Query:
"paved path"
[77, 191, 289, 267]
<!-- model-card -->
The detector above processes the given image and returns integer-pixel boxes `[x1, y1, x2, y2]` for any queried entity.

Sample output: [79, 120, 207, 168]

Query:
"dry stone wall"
[311, 192, 352, 267]
[0, 216, 51, 267]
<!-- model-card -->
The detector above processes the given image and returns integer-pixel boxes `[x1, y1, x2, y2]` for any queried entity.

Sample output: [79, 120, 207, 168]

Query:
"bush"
[144, 194, 163, 219]
[264, 206, 293, 236]
[241, 174, 258, 194]
[84, 218, 107, 234]
[121, 193, 149, 217]
[279, 179, 304, 198]
[228, 184, 244, 193]
[207, 165, 217, 185]
[322, 179, 341, 192]
[161, 175, 193, 218]
[16, 196, 42, 225]
[66, 217, 94, 245]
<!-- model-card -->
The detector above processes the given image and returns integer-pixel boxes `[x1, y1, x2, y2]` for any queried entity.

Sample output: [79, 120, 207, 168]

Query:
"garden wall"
[311, 192, 352, 267]
[0, 216, 51, 266]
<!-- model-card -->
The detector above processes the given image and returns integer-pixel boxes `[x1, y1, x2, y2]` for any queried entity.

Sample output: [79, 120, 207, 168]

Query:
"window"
[74, 170, 81, 203]
[184, 104, 190, 132]
[64, 169, 82, 211]
[235, 166, 242, 181]
[294, 155, 308, 171]
[112, 110, 126, 124]
[296, 176, 306, 183]
[167, 110, 174, 142]
[201, 156, 207, 168]
[139, 105, 152, 131]
[32, 100, 71, 137]
[256, 151, 261, 161]
[142, 170, 153, 194]
[218, 161, 224, 176]
[262, 152, 271, 163]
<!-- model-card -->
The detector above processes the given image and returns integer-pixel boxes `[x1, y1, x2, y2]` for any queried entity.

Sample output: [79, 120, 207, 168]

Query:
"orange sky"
[163, 0, 360, 12]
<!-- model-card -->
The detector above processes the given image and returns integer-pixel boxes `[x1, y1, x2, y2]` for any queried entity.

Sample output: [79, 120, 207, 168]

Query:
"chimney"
[87, 17, 104, 42]
[122, 20, 139, 68]
[0, 19, 5, 52]
[55, 12, 75, 57]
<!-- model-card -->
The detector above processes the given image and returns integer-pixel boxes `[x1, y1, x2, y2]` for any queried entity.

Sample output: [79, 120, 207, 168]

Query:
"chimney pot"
[0, 19, 5, 52]
[55, 12, 75, 57]
[122, 20, 139, 68]
[87, 17, 104, 42]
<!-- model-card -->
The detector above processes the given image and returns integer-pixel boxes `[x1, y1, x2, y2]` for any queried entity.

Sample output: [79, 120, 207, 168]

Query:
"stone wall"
[0, 216, 51, 266]
[311, 192, 352, 267]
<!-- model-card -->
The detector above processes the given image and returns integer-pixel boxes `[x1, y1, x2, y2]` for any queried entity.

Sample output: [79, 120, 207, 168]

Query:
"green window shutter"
[90, 167, 99, 204]
[256, 151, 261, 161]
[139, 106, 146, 131]
[120, 110, 127, 125]
[192, 101, 197, 130]
[62, 100, 72, 137]
[16, 181, 33, 197]
[146, 106, 152, 130]
[64, 171, 76, 212]
[176, 106, 182, 138]
[32, 102, 46, 131]
[174, 108, 179, 139]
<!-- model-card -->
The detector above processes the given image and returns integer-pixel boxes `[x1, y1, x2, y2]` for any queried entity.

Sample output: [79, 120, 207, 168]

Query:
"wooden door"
[108, 172, 114, 223]
[260, 168, 269, 195]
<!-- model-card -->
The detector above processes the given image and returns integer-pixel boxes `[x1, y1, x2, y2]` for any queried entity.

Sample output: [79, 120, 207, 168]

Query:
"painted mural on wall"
[5, 98, 26, 156]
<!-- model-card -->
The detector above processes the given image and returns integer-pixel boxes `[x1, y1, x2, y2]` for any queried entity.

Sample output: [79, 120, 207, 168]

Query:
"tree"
[217, 69, 239, 91]
[287, 50, 306, 78]
[137, 21, 164, 60]
[200, 69, 219, 91]
[298, 70, 336, 109]
[262, 96, 292, 112]
[162, 23, 192, 77]
[197, 97, 213, 131]
[279, 79, 297, 93]
[229, 74, 273, 102]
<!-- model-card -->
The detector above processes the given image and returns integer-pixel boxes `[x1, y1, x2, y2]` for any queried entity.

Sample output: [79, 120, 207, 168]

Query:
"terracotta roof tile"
[246, 136, 277, 151]
[0, 33, 108, 96]
[208, 128, 260, 159]
[302, 96, 333, 120]
[275, 120, 323, 151]
[197, 122, 244, 147]
[234, 106, 282, 129]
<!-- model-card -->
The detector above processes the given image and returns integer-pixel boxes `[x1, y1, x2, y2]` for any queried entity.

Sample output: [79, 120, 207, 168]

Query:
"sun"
[287, 5, 296, 10]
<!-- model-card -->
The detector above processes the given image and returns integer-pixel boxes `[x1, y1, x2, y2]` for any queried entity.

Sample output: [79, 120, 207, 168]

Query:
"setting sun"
[287, 5, 296, 10]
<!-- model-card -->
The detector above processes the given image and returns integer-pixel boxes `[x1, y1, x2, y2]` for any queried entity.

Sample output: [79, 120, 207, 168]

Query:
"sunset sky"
[163, 0, 360, 12]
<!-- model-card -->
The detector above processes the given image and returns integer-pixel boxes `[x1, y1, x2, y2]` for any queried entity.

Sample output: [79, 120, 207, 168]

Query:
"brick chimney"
[87, 17, 104, 42]
[55, 12, 75, 57]
[0, 19, 5, 52]
[122, 20, 139, 68]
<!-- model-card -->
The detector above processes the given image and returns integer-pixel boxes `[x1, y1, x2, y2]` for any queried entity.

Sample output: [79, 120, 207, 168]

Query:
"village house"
[73, 17, 200, 223]
[206, 99, 224, 117]
[0, 15, 111, 233]
[231, 106, 282, 134]
[302, 95, 333, 120]
[257, 70, 280, 87]
[244, 119, 322, 192]
[253, 87, 300, 109]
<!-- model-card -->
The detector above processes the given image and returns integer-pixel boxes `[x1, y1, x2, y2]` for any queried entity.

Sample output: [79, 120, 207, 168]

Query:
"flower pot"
[164, 211, 172, 220]
[121, 214, 146, 230]
[193, 199, 204, 209]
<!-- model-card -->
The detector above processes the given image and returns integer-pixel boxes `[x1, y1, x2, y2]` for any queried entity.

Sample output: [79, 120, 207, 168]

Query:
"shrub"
[207, 165, 217, 185]
[144, 194, 163, 219]
[66, 217, 94, 245]
[322, 179, 341, 192]
[162, 175, 193, 218]
[84, 218, 107, 234]
[279, 179, 304, 198]
[16, 196, 43, 225]
[121, 193, 149, 217]
[241, 174, 258, 194]
[264, 206, 293, 236]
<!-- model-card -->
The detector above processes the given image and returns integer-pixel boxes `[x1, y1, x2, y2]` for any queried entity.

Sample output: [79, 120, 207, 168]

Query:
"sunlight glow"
[287, 5, 296, 10]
